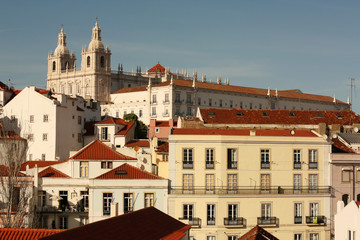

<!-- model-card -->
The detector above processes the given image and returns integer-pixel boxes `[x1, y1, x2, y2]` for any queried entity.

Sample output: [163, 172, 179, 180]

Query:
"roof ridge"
[39, 166, 70, 178]
[95, 163, 164, 179]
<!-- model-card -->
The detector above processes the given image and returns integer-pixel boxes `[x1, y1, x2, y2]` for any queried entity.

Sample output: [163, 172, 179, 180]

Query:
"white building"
[335, 200, 360, 240]
[103, 75, 350, 125]
[1, 86, 100, 160]
[27, 139, 168, 229]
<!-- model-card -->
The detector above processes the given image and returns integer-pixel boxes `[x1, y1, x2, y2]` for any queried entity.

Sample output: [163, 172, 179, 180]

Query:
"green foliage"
[123, 113, 138, 122]
[123, 113, 147, 139]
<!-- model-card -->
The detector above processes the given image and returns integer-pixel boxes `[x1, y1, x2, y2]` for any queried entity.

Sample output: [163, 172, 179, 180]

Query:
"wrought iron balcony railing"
[224, 217, 245, 227]
[257, 217, 278, 226]
[306, 216, 326, 225]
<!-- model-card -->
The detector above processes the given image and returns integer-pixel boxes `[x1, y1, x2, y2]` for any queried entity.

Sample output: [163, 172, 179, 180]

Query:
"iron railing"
[224, 217, 245, 226]
[306, 216, 326, 225]
[257, 217, 278, 226]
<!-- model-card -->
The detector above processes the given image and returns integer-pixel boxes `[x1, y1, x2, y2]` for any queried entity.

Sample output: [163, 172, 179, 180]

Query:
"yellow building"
[168, 128, 332, 240]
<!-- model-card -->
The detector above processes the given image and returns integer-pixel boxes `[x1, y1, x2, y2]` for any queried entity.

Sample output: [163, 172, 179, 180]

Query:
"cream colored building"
[168, 128, 332, 240]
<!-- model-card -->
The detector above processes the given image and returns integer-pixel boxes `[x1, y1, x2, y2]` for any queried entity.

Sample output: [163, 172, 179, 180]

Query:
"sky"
[1, 0, 360, 112]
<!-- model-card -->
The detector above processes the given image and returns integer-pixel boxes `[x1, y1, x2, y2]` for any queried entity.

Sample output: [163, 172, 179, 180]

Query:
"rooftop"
[95, 163, 164, 180]
[0, 228, 65, 240]
[238, 225, 279, 240]
[38, 166, 70, 178]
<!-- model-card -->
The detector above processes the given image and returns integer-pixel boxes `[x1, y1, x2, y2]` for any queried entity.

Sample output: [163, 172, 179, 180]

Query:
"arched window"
[342, 194, 349, 206]
[87, 56, 90, 67]
[100, 56, 105, 68]
[61, 85, 65, 94]
[52, 61, 56, 71]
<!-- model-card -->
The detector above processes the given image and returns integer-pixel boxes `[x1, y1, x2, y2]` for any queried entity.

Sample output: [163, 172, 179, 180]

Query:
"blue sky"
[1, 1, 360, 112]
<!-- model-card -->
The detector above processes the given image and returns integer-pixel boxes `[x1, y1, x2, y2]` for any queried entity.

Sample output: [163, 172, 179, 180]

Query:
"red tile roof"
[155, 120, 178, 127]
[332, 138, 355, 153]
[38, 167, 70, 178]
[20, 161, 62, 171]
[172, 128, 317, 137]
[116, 121, 135, 135]
[112, 85, 147, 94]
[156, 141, 169, 153]
[95, 117, 128, 125]
[0, 228, 65, 240]
[238, 225, 279, 240]
[69, 140, 136, 160]
[148, 63, 166, 73]
[0, 165, 26, 177]
[200, 108, 359, 125]
[40, 207, 190, 240]
[125, 140, 150, 148]
[95, 163, 164, 179]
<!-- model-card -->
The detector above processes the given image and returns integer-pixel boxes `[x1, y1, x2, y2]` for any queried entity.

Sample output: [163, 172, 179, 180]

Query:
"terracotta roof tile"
[156, 120, 178, 127]
[95, 163, 164, 179]
[125, 140, 150, 148]
[0, 228, 65, 240]
[116, 121, 135, 135]
[40, 207, 189, 240]
[69, 140, 136, 160]
[238, 225, 279, 240]
[332, 138, 355, 153]
[156, 141, 169, 153]
[172, 128, 317, 137]
[0, 165, 26, 177]
[95, 117, 128, 125]
[148, 63, 166, 73]
[112, 85, 147, 94]
[200, 108, 360, 125]
[20, 161, 62, 171]
[38, 167, 70, 178]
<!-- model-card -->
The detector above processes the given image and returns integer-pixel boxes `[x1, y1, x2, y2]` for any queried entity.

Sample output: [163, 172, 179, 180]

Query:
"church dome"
[88, 20, 104, 51]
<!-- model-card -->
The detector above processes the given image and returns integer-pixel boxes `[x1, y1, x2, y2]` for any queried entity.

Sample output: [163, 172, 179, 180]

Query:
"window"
[77, 84, 81, 95]
[230, 100, 233, 108]
[294, 234, 302, 240]
[41, 154, 46, 160]
[309, 174, 318, 192]
[59, 191, 68, 211]
[52, 61, 56, 71]
[342, 169, 351, 182]
[87, 56, 90, 67]
[259, 103, 262, 109]
[162, 154, 168, 161]
[164, 93, 169, 103]
[175, 92, 181, 103]
[139, 109, 143, 118]
[124, 193, 133, 213]
[209, 98, 212, 106]
[260, 174, 270, 192]
[103, 193, 112, 215]
[261, 149, 270, 169]
[80, 190, 89, 209]
[219, 99, 223, 107]
[249, 103, 253, 109]
[309, 233, 319, 240]
[43, 114, 48, 122]
[69, 84, 72, 94]
[38, 190, 46, 207]
[175, 106, 180, 116]
[30, 115, 34, 123]
[28, 134, 34, 141]
[152, 107, 156, 116]
[183, 174, 194, 192]
[101, 127, 108, 140]
[59, 216, 68, 229]
[206, 148, 214, 169]
[101, 161, 113, 169]
[144, 193, 154, 207]
[198, 97, 201, 106]
[294, 203, 302, 224]
[228, 204, 238, 220]
[207, 204, 215, 225]
[342, 194, 349, 206]
[294, 174, 301, 192]
[164, 108, 169, 116]
[308, 150, 318, 169]
[42, 133, 48, 141]
[78, 116, 82, 125]
[183, 148, 193, 169]
[186, 93, 192, 104]
[294, 149, 301, 169]
[227, 174, 237, 192]
[187, 106, 192, 116]
[152, 94, 157, 104]
[240, 101, 243, 108]
[80, 161, 89, 177]
[309, 203, 319, 217]
[205, 174, 215, 192]
[228, 236, 237, 240]
[100, 56, 105, 68]
[227, 148, 237, 169]
[261, 203, 271, 218]
[183, 204, 194, 220]
[207, 236, 216, 240]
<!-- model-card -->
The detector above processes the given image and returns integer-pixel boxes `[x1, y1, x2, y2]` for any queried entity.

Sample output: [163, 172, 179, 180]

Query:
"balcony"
[306, 216, 327, 225]
[188, 217, 201, 228]
[163, 100, 170, 105]
[294, 216, 302, 224]
[206, 161, 214, 169]
[257, 217, 278, 226]
[170, 186, 332, 195]
[261, 162, 270, 169]
[38, 205, 88, 214]
[183, 162, 193, 169]
[294, 162, 301, 169]
[224, 217, 246, 228]
[309, 162, 318, 169]
[207, 217, 215, 225]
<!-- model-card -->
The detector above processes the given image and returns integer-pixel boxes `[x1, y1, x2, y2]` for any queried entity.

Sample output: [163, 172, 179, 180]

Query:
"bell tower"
[81, 20, 111, 102]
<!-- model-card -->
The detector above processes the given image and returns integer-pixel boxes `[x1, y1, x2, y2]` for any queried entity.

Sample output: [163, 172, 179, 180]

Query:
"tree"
[123, 113, 148, 139]
[0, 118, 34, 228]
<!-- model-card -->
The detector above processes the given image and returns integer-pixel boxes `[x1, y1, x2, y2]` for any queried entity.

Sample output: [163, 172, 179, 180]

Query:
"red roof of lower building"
[0, 228, 65, 240]
[38, 167, 70, 178]
[172, 128, 317, 137]
[95, 163, 164, 179]
[40, 207, 190, 240]
[0, 165, 26, 177]
[20, 161, 62, 171]
[156, 141, 169, 153]
[69, 140, 136, 160]
[238, 225, 279, 240]
[124, 140, 150, 148]
[332, 138, 355, 153]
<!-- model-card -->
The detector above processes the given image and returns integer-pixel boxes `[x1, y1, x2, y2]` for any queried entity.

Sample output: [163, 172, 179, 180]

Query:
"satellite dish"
[354, 127, 359, 133]
[290, 130, 295, 136]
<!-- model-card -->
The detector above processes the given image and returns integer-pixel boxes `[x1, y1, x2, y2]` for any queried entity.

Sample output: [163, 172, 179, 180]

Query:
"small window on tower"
[87, 56, 90, 67]
[52, 61, 56, 71]
[100, 56, 105, 68]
